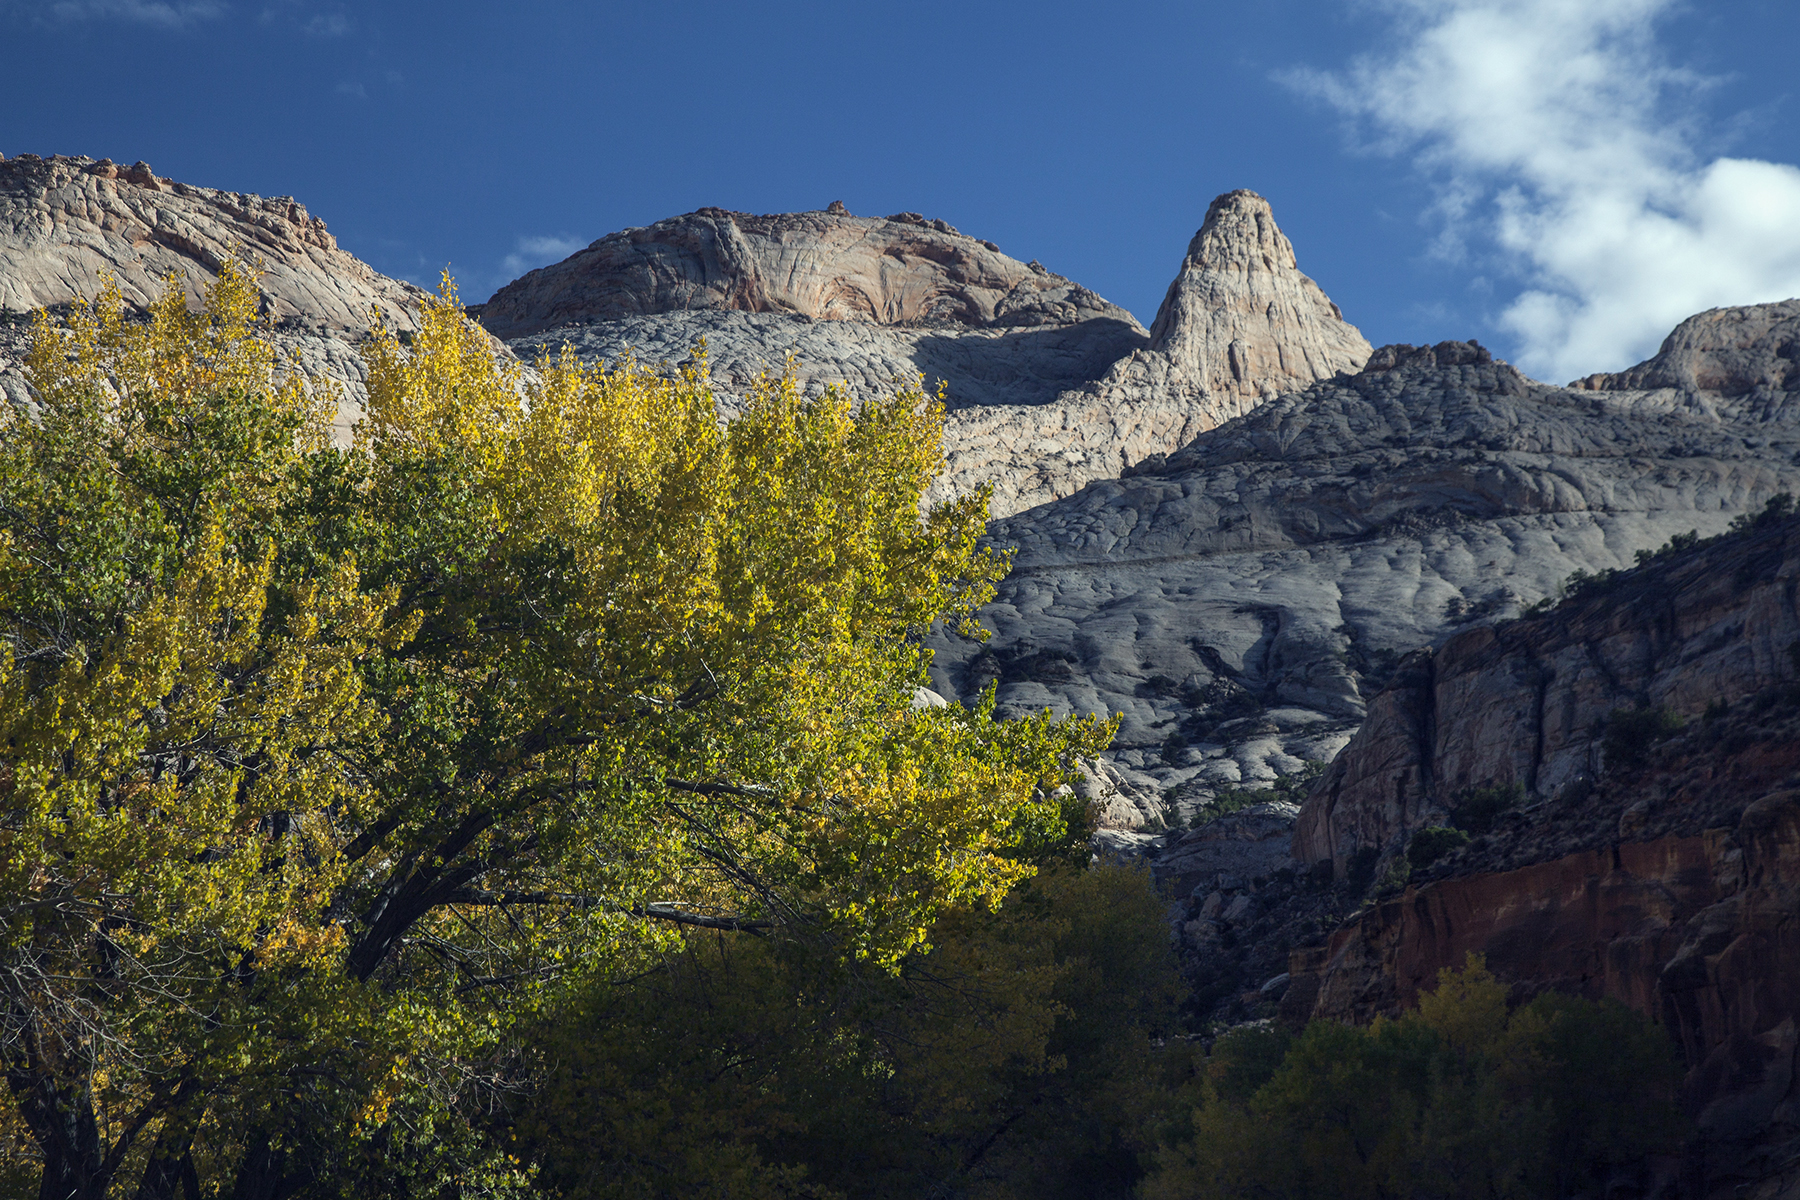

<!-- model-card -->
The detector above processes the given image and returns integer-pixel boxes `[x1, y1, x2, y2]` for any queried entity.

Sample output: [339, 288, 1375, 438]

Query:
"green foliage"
[1372, 855, 1413, 898]
[1449, 781, 1525, 835]
[1408, 825, 1472, 868]
[0, 269, 1114, 1197]
[1729, 491, 1796, 535]
[522, 864, 1183, 1200]
[1145, 956, 1687, 1200]
[1602, 705, 1685, 771]
[1196, 761, 1326, 826]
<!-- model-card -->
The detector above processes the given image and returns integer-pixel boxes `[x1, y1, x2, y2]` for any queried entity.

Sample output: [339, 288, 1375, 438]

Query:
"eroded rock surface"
[0, 152, 430, 434]
[489, 193, 1369, 516]
[480, 205, 1136, 338]
[1294, 510, 1800, 875]
[1576, 298, 1800, 397]
[928, 339, 1800, 826]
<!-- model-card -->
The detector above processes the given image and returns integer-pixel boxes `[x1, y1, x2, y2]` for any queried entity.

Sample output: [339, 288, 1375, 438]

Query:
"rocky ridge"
[0, 152, 429, 436]
[488, 192, 1370, 516]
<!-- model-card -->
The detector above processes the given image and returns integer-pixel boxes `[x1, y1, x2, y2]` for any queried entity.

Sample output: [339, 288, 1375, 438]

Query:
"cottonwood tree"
[0, 265, 1111, 1198]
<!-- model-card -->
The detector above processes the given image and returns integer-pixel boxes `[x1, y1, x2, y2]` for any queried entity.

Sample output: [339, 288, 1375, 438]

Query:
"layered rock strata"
[0, 152, 428, 435]
[479, 204, 1137, 337]
[927, 337, 1800, 825]
[1293, 507, 1800, 874]
[488, 194, 1370, 516]
[1287, 515, 1800, 1197]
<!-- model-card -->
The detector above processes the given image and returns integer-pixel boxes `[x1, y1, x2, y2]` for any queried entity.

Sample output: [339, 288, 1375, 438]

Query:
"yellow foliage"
[1, 266, 1111, 1196]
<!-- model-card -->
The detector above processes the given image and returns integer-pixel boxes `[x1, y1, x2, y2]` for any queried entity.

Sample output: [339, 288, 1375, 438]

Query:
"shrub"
[1194, 761, 1327, 826]
[1602, 705, 1684, 771]
[1408, 825, 1472, 868]
[1450, 782, 1524, 834]
[1144, 956, 1687, 1200]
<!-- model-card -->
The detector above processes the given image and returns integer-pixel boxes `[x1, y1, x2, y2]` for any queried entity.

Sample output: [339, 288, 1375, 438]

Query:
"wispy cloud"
[1287, 0, 1800, 382]
[302, 10, 344, 35]
[501, 235, 587, 279]
[333, 80, 366, 100]
[39, 0, 226, 26]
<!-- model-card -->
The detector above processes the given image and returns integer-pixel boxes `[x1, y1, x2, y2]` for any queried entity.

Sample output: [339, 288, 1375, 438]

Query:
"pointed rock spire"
[1147, 189, 1371, 406]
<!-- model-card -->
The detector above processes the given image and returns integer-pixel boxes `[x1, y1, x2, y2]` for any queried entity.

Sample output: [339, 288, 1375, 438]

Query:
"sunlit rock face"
[0, 153, 433, 439]
[487, 192, 1371, 517]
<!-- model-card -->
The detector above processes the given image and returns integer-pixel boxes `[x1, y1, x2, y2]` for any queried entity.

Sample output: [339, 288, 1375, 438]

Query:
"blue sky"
[4, 0, 1798, 381]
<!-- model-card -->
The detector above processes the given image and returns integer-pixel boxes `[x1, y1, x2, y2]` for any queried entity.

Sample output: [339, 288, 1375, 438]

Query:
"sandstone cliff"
[1283, 514, 1800, 1197]
[489, 193, 1370, 516]
[0, 152, 429, 435]
[1129, 189, 1374, 414]
[1292, 497, 1800, 875]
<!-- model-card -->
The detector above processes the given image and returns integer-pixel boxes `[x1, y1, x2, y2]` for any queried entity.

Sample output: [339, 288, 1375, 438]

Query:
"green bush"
[1408, 825, 1472, 868]
[1450, 782, 1524, 834]
[1602, 705, 1684, 771]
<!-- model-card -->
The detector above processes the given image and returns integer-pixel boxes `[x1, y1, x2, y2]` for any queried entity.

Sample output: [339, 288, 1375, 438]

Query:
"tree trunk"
[8, 1069, 108, 1200]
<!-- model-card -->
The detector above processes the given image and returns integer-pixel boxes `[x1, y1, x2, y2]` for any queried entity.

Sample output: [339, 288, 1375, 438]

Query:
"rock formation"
[1575, 298, 1800, 396]
[479, 205, 1137, 337]
[925, 336, 1800, 825]
[1285, 513, 1800, 1197]
[487, 193, 1370, 516]
[0, 153, 429, 435]
[1117, 189, 1374, 415]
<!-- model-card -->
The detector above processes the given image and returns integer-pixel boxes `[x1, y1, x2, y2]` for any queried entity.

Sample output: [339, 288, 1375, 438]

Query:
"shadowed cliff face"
[1288, 516, 1800, 1197]
[1293, 514, 1800, 875]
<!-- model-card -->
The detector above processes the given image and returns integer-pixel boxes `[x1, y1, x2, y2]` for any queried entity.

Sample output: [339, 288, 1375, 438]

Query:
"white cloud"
[501, 235, 587, 279]
[333, 80, 366, 100]
[41, 0, 225, 25]
[1288, 0, 1800, 382]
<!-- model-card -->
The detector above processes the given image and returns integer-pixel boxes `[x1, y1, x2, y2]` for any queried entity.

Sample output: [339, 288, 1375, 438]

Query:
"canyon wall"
[1288, 516, 1800, 1197]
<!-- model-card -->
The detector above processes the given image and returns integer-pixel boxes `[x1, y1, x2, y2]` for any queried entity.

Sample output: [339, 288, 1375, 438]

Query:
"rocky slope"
[0, 152, 428, 436]
[487, 192, 1370, 515]
[1284, 513, 1800, 1198]
[926, 333, 1800, 827]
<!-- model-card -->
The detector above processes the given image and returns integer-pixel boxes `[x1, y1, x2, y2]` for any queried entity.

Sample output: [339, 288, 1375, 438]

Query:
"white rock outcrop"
[0, 153, 430, 435]
[493, 192, 1369, 516]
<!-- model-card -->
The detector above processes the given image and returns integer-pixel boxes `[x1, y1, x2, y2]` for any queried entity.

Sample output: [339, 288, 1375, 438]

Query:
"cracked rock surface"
[0, 153, 431, 440]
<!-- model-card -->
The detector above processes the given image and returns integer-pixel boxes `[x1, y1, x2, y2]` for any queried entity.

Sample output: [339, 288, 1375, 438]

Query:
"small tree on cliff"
[0, 265, 1112, 1197]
